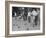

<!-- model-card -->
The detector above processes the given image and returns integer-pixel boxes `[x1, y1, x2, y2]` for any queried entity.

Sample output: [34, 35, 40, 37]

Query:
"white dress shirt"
[32, 10, 38, 16]
[28, 12, 31, 16]
[15, 12, 16, 16]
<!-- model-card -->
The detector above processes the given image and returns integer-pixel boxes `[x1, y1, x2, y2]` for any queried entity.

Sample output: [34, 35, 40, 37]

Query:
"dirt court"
[12, 17, 40, 31]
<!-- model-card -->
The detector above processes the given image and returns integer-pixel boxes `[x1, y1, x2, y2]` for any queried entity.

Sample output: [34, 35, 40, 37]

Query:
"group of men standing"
[14, 8, 40, 26]
[28, 9, 40, 26]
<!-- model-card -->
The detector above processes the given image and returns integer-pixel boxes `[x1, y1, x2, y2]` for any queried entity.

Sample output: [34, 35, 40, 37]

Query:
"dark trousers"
[23, 15, 27, 21]
[34, 15, 38, 25]
[28, 16, 30, 23]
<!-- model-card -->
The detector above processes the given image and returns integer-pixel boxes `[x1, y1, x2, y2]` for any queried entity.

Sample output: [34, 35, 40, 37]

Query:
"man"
[24, 8, 28, 21]
[14, 12, 17, 20]
[28, 10, 31, 23]
[37, 9, 40, 25]
[32, 9, 38, 26]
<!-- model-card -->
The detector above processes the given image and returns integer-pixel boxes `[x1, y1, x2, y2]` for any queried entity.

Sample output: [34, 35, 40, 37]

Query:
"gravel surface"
[12, 17, 40, 31]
